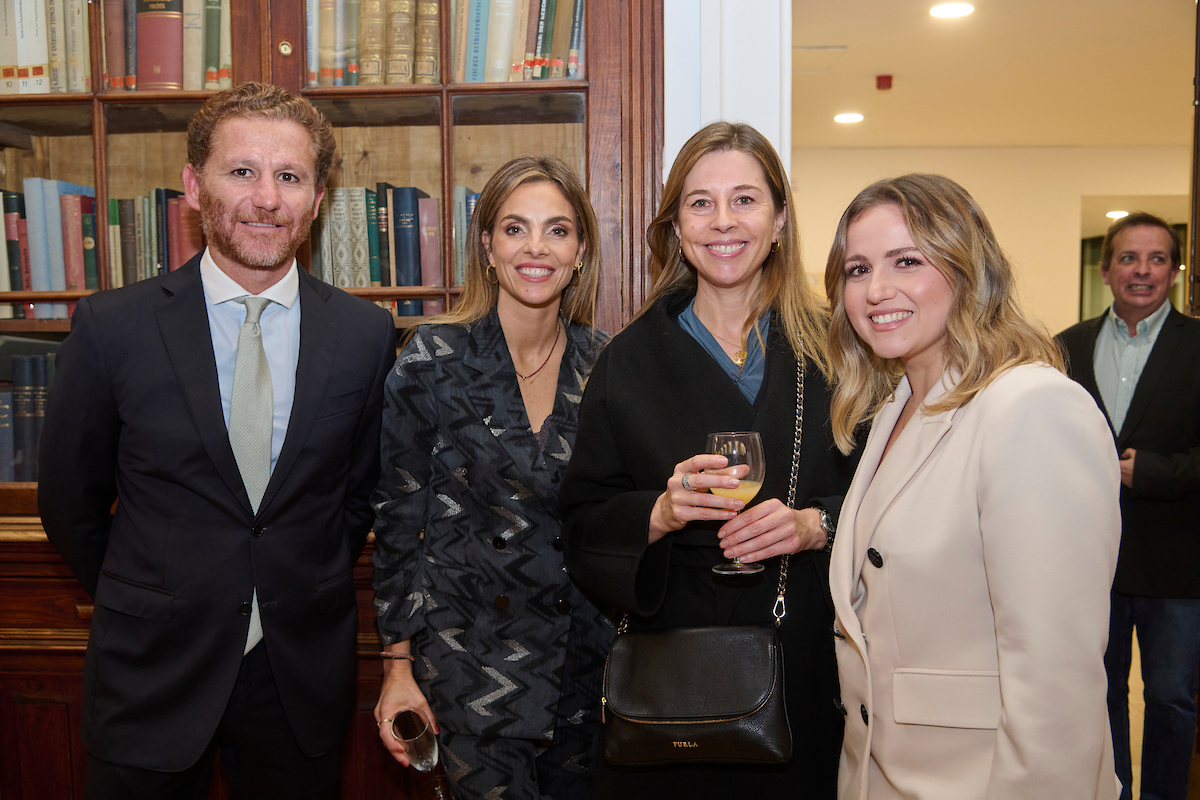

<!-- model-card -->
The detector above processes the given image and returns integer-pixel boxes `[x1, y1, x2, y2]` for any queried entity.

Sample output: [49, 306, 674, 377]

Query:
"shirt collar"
[1106, 298, 1171, 339]
[200, 247, 300, 308]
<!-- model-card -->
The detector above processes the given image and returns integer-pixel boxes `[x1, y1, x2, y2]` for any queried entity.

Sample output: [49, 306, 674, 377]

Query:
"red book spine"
[176, 202, 204, 265]
[16, 220, 33, 318]
[60, 194, 86, 291]
[135, 0, 184, 90]
[104, 0, 126, 89]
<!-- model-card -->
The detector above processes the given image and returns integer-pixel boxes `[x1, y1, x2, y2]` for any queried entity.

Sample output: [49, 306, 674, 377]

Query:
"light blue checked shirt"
[1093, 300, 1172, 435]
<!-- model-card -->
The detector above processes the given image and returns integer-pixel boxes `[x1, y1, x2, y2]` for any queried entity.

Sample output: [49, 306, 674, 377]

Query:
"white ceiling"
[792, 0, 1196, 149]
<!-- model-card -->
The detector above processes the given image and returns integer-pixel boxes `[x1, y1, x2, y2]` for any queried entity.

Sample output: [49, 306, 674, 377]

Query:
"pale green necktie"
[229, 295, 273, 654]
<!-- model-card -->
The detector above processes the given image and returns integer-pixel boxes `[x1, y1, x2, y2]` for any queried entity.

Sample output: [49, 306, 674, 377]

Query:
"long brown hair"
[641, 122, 829, 373]
[429, 155, 600, 331]
[824, 173, 1063, 454]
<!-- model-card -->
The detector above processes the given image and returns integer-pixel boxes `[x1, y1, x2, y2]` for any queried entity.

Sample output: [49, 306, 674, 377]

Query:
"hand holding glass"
[708, 431, 765, 575]
[390, 708, 439, 772]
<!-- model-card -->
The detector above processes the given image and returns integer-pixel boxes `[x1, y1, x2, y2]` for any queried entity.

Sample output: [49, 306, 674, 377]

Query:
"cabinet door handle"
[75, 604, 94, 619]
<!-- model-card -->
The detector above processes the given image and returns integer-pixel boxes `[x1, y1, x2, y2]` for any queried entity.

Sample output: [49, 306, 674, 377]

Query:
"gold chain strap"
[773, 351, 804, 627]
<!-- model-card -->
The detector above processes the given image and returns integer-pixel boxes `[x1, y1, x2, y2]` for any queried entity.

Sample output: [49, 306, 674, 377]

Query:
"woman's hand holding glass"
[375, 650, 439, 768]
[648, 455, 746, 544]
[717, 502, 827, 563]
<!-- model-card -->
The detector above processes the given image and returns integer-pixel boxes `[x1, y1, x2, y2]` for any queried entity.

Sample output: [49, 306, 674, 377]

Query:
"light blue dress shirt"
[1092, 300, 1171, 435]
[200, 249, 302, 472]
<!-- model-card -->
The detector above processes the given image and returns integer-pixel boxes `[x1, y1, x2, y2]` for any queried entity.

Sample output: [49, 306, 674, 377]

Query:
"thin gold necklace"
[709, 330, 747, 367]
[514, 321, 562, 380]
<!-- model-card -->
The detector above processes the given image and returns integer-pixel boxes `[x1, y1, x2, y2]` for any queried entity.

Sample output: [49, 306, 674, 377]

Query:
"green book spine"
[81, 197, 98, 290]
[366, 189, 380, 285]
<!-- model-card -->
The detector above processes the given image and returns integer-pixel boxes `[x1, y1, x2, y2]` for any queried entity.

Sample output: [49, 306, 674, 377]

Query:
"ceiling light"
[835, 113, 864, 124]
[1106, 210, 1129, 219]
[930, 3, 974, 18]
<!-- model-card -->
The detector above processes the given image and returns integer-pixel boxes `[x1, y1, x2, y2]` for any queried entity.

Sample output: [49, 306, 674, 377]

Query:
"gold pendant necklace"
[710, 331, 747, 367]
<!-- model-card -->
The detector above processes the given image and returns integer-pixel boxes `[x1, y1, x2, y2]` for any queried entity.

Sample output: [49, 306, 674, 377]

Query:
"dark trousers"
[1106, 591, 1200, 800]
[84, 643, 342, 800]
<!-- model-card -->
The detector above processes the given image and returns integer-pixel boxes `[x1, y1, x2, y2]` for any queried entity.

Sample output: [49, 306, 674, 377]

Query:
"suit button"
[832, 627, 845, 639]
[551, 536, 563, 552]
[494, 595, 510, 610]
[555, 599, 571, 615]
[867, 548, 883, 568]
[491, 536, 506, 550]
[833, 698, 847, 715]
[252, 525, 265, 538]
[238, 602, 252, 616]
[861, 704, 869, 724]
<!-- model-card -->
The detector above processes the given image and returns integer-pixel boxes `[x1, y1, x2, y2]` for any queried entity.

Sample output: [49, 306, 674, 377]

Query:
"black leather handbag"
[600, 358, 805, 766]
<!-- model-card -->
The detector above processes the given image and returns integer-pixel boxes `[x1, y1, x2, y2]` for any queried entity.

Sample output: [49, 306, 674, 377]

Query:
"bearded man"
[38, 82, 396, 799]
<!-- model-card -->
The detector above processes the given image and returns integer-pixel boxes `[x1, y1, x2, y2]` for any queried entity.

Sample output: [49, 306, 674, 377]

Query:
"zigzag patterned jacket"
[372, 309, 614, 739]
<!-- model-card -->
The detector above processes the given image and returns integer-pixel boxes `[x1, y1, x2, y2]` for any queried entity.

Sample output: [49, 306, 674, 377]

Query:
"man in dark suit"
[1057, 212, 1200, 800]
[38, 83, 396, 798]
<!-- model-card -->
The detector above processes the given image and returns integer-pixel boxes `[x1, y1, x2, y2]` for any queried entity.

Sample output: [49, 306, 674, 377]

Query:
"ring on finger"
[681, 472, 694, 492]
[377, 718, 392, 729]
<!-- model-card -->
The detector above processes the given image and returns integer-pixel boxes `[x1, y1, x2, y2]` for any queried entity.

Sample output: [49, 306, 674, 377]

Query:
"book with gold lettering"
[384, 0, 414, 84]
[358, 0, 384, 84]
[136, 0, 183, 90]
[413, 0, 438, 83]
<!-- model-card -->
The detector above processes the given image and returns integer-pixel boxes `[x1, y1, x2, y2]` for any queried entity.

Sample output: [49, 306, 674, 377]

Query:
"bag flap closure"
[604, 626, 779, 722]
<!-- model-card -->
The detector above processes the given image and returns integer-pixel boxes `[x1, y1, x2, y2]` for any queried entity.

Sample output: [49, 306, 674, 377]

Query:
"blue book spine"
[20, 179, 52, 320]
[0, 390, 13, 482]
[124, 0, 137, 88]
[465, 0, 489, 82]
[44, 181, 95, 319]
[12, 356, 36, 481]
[391, 187, 430, 317]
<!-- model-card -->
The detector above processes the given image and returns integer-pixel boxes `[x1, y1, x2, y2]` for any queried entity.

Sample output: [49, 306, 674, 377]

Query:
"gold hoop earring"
[568, 261, 582, 287]
[486, 264, 498, 284]
[678, 246, 688, 266]
[770, 240, 780, 254]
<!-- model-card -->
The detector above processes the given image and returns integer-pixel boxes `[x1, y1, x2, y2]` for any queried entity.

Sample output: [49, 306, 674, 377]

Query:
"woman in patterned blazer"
[371, 155, 612, 800]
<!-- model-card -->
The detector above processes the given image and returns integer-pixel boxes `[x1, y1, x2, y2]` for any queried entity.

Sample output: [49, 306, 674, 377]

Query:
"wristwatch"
[816, 506, 836, 552]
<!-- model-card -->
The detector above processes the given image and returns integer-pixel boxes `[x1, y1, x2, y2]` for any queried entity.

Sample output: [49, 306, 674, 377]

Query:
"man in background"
[1057, 212, 1200, 800]
[39, 82, 396, 798]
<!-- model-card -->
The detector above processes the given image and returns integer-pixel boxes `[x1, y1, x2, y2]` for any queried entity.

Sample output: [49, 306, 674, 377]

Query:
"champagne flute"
[390, 708, 439, 772]
[707, 431, 765, 575]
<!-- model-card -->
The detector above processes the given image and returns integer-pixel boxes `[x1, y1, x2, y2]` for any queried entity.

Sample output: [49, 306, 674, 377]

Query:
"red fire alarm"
[876, 75, 893, 90]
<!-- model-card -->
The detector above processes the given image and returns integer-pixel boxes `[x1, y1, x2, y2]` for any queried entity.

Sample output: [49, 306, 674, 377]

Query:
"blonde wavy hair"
[423, 155, 601, 334]
[641, 122, 829, 374]
[824, 173, 1063, 454]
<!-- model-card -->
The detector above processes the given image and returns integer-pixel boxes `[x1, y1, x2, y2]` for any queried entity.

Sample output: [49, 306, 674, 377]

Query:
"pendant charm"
[732, 350, 747, 368]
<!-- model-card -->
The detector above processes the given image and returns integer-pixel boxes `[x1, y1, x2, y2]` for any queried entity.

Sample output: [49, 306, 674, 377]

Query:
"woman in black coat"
[559, 122, 859, 798]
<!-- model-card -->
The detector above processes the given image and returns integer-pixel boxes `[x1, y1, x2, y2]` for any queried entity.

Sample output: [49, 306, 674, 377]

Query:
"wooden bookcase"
[0, 0, 664, 797]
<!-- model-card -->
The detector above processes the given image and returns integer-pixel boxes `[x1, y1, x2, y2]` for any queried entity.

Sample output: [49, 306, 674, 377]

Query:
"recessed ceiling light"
[930, 3, 974, 18]
[1106, 210, 1129, 219]
[835, 113, 864, 124]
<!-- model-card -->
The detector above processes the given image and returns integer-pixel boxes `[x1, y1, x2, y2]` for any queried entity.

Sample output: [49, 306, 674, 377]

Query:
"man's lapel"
[1118, 307, 1185, 445]
[259, 268, 338, 515]
[155, 258, 251, 512]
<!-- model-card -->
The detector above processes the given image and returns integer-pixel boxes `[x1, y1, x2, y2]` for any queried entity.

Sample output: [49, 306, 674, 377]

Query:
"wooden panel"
[0, 577, 93, 628]
[104, 131, 190, 199]
[332, 125, 444, 197]
[452, 124, 585, 193]
[0, 672, 86, 800]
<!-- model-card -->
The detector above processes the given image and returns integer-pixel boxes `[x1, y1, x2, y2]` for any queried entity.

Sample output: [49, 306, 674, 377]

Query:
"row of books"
[106, 191, 206, 287]
[307, 0, 439, 87]
[311, 183, 478, 317]
[2, 181, 96, 320]
[0, 184, 204, 318]
[452, 0, 585, 83]
[0, 0, 91, 94]
[100, 0, 234, 92]
[0, 353, 52, 482]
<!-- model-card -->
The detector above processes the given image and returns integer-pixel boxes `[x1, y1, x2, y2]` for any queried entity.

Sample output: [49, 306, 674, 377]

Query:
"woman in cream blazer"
[822, 174, 1122, 800]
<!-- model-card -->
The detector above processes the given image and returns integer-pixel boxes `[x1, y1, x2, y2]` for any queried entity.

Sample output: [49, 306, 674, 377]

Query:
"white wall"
[792, 145, 1190, 334]
[663, 0, 791, 180]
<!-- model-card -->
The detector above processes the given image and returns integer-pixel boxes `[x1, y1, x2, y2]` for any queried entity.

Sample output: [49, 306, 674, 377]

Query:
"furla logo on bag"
[672, 741, 699, 748]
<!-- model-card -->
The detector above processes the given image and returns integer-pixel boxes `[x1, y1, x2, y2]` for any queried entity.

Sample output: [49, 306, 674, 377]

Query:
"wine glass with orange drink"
[707, 431, 765, 575]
